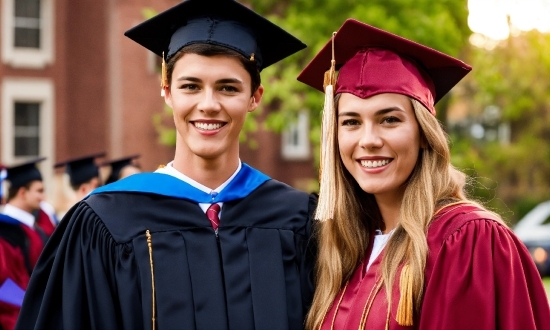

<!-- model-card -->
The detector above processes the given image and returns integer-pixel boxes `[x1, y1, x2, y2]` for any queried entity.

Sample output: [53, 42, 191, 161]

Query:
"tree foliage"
[451, 30, 550, 223]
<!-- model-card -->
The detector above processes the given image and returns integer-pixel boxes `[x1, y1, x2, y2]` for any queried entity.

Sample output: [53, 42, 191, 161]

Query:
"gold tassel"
[161, 52, 168, 97]
[146, 230, 156, 330]
[315, 32, 337, 222]
[396, 264, 414, 326]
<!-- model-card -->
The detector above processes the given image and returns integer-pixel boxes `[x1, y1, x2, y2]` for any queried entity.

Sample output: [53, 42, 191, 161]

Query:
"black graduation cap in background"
[55, 152, 106, 187]
[102, 154, 141, 185]
[5, 158, 46, 190]
[124, 0, 306, 71]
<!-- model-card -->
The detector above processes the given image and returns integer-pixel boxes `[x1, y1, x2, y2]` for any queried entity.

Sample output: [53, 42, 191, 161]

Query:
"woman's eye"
[382, 116, 401, 124]
[341, 119, 360, 126]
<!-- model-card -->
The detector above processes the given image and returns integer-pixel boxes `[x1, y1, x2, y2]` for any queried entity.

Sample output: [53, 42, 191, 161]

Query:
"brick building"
[0, 0, 317, 212]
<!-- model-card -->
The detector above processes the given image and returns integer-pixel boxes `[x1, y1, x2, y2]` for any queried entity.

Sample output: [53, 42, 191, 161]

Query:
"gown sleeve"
[0, 241, 26, 330]
[16, 201, 142, 330]
[298, 193, 318, 314]
[420, 219, 550, 330]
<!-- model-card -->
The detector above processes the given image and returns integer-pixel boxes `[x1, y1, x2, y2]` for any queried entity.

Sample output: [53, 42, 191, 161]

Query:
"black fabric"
[16, 180, 317, 330]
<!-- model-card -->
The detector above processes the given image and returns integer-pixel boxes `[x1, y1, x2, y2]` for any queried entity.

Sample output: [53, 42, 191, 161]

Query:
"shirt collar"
[2, 204, 35, 228]
[155, 160, 242, 195]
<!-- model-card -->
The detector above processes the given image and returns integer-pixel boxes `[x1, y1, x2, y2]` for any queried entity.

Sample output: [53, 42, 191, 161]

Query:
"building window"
[14, 102, 41, 156]
[281, 111, 311, 160]
[2, 0, 54, 68]
[2, 78, 55, 194]
[14, 0, 41, 48]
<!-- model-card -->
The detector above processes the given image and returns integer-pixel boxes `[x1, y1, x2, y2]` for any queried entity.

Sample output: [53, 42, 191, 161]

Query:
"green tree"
[451, 30, 550, 223]
[253, 0, 471, 148]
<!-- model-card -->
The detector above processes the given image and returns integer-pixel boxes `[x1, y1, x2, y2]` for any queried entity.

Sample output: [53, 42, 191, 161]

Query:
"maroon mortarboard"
[297, 19, 472, 115]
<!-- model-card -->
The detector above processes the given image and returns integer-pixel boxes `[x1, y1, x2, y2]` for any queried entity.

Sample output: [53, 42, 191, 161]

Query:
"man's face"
[164, 53, 263, 162]
[23, 180, 45, 211]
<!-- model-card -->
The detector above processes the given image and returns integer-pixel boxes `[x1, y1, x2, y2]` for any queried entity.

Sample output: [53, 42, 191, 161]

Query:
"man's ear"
[16, 186, 27, 199]
[163, 86, 173, 108]
[249, 85, 264, 113]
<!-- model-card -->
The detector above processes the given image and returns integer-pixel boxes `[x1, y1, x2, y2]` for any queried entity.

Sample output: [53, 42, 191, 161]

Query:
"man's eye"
[220, 86, 238, 92]
[180, 84, 199, 90]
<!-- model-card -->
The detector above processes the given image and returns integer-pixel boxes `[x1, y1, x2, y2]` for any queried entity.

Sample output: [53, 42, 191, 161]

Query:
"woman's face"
[337, 93, 422, 202]
[164, 53, 263, 162]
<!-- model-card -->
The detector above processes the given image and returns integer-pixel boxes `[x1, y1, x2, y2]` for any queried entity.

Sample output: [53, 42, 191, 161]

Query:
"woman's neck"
[374, 193, 404, 234]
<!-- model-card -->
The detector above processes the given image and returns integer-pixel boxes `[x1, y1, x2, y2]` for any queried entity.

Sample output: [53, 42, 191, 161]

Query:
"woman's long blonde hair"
[306, 96, 483, 330]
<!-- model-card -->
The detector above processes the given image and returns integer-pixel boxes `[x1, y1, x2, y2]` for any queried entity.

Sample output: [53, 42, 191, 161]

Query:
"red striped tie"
[206, 203, 221, 230]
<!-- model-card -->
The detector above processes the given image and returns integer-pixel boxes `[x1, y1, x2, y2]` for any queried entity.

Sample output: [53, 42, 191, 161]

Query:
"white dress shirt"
[155, 160, 242, 219]
[2, 203, 35, 229]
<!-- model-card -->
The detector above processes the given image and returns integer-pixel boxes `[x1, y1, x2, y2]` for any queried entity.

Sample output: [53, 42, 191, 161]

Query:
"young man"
[0, 158, 49, 330]
[54, 152, 106, 200]
[17, 1, 316, 329]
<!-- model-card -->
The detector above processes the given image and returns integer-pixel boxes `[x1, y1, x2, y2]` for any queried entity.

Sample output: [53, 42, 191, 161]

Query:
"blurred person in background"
[17, 0, 317, 329]
[54, 152, 105, 201]
[101, 154, 142, 185]
[0, 158, 49, 330]
[0, 164, 6, 210]
[298, 19, 550, 330]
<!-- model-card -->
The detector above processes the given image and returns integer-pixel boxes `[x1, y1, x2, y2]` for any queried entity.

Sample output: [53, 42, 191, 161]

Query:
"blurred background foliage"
[153, 0, 550, 224]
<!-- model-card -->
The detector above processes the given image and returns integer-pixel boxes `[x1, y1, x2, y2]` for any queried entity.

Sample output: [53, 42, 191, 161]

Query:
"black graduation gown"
[16, 165, 317, 330]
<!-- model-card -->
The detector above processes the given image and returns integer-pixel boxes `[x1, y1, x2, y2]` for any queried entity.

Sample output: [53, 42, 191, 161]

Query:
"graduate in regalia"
[0, 158, 49, 330]
[54, 152, 106, 201]
[17, 1, 316, 329]
[101, 154, 141, 185]
[298, 19, 550, 329]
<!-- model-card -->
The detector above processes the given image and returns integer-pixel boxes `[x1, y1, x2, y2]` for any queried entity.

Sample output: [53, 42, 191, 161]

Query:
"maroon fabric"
[321, 204, 550, 330]
[297, 19, 472, 115]
[206, 203, 221, 230]
[336, 48, 436, 114]
[35, 209, 56, 237]
[0, 224, 46, 330]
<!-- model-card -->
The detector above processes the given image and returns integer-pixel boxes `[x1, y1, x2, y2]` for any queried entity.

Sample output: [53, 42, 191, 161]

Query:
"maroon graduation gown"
[0, 215, 47, 330]
[321, 203, 550, 330]
[35, 208, 57, 237]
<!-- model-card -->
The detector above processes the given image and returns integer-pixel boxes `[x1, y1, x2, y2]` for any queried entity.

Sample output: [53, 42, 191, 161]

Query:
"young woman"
[17, 1, 316, 329]
[298, 19, 550, 329]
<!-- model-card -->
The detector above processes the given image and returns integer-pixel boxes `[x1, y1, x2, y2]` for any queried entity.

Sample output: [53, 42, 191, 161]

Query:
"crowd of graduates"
[0, 153, 141, 329]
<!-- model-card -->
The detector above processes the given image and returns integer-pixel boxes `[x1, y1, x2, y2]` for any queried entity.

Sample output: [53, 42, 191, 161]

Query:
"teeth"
[360, 159, 390, 168]
[194, 122, 223, 130]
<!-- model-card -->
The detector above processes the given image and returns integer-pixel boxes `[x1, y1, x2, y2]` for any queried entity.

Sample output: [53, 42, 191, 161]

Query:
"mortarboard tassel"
[315, 32, 337, 222]
[161, 52, 168, 97]
[396, 263, 414, 326]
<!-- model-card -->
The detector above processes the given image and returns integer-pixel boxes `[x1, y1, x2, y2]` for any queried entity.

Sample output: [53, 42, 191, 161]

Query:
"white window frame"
[281, 111, 311, 161]
[2, 78, 55, 196]
[1, 0, 55, 69]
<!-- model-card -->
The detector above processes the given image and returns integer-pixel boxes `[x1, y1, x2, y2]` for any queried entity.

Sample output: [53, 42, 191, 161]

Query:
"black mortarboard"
[124, 0, 306, 71]
[102, 154, 141, 185]
[5, 158, 46, 190]
[55, 152, 106, 187]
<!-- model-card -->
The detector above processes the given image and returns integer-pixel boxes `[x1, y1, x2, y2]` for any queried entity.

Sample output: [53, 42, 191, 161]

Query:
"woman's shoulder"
[428, 202, 505, 239]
